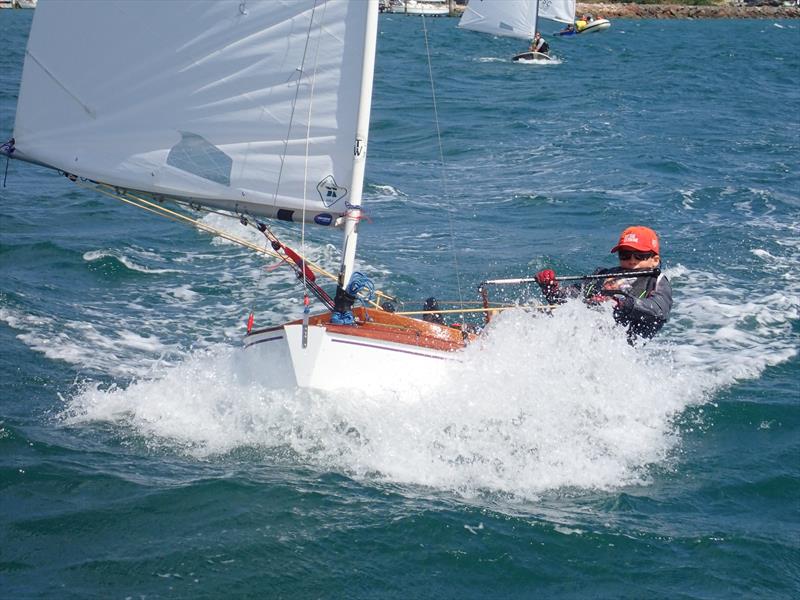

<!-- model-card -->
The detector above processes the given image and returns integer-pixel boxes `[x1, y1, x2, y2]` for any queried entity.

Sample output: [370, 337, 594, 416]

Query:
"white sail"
[13, 0, 373, 227]
[457, 0, 539, 41]
[538, 0, 576, 24]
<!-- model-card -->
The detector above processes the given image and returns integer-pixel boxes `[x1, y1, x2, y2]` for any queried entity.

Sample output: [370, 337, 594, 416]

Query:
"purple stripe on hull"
[331, 337, 455, 360]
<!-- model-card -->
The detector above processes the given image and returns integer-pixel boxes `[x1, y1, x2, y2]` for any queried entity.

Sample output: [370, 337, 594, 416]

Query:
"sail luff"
[339, 0, 379, 288]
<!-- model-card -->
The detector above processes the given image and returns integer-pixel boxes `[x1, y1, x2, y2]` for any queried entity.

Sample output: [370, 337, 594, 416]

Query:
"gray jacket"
[541, 267, 673, 341]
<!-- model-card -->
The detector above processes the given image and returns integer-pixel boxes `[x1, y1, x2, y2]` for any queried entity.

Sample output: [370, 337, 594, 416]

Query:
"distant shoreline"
[573, 3, 800, 19]
[449, 3, 799, 19]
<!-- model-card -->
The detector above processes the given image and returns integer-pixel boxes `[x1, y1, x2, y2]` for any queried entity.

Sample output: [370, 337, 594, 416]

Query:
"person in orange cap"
[535, 226, 673, 341]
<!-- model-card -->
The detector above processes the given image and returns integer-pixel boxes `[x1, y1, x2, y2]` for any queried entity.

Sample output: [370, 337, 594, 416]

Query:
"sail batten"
[13, 0, 371, 227]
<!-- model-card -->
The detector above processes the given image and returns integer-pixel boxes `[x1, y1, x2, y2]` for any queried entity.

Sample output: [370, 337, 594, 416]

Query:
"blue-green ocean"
[2, 10, 799, 599]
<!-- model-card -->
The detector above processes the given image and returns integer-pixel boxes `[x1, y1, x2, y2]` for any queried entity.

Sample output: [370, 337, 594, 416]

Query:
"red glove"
[535, 269, 559, 293]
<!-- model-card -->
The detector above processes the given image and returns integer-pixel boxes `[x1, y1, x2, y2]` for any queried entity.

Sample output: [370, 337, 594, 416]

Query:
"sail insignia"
[317, 175, 348, 208]
[166, 132, 232, 187]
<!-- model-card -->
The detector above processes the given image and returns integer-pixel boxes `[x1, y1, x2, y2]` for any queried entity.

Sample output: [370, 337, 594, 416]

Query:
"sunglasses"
[618, 250, 655, 261]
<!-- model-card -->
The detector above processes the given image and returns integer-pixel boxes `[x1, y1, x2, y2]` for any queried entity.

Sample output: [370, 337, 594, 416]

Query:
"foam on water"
[1, 306, 178, 378]
[2, 182, 794, 497]
[58, 260, 796, 499]
[515, 56, 563, 66]
[43, 197, 800, 497]
[83, 249, 182, 274]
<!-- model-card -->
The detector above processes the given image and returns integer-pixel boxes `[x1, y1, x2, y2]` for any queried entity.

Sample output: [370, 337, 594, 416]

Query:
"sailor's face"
[618, 249, 660, 269]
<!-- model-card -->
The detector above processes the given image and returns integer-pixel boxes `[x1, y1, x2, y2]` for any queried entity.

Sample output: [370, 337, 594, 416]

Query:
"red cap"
[610, 226, 660, 254]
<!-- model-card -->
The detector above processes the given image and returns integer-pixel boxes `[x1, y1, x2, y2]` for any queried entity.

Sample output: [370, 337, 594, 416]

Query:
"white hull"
[245, 322, 463, 391]
[579, 19, 611, 34]
[512, 51, 553, 63]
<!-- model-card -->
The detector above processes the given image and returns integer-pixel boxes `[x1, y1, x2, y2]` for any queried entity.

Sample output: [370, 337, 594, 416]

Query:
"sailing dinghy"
[3, 0, 478, 391]
[457, 0, 575, 62]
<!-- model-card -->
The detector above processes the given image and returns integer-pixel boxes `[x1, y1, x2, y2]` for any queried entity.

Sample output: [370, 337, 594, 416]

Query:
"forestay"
[12, 0, 371, 227]
[457, 0, 539, 41]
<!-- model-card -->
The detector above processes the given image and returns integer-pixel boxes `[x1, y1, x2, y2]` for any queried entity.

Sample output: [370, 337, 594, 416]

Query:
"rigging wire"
[74, 177, 554, 320]
[300, 0, 327, 300]
[79, 182, 334, 277]
[420, 15, 468, 327]
[252, 0, 325, 327]
[70, 180, 402, 311]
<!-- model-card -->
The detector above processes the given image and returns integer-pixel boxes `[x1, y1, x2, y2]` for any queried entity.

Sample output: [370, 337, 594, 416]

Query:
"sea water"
[1, 12, 798, 599]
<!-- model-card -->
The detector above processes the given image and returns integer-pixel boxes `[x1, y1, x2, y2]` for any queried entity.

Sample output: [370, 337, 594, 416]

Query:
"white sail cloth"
[538, 0, 577, 25]
[458, 0, 539, 40]
[13, 0, 372, 226]
[457, 0, 576, 40]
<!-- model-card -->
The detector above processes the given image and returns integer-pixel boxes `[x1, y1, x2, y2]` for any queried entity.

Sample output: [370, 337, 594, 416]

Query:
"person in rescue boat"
[530, 32, 549, 55]
[535, 226, 673, 341]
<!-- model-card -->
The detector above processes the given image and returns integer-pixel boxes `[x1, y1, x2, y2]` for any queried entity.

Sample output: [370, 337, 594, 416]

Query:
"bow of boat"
[244, 307, 475, 390]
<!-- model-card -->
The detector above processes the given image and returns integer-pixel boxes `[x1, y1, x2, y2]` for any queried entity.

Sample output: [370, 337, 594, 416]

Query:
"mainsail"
[11, 0, 374, 228]
[457, 0, 539, 40]
[538, 0, 577, 25]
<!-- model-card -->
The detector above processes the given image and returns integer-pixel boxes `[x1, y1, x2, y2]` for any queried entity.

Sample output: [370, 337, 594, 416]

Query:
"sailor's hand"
[586, 293, 612, 305]
[603, 290, 634, 314]
[535, 269, 557, 289]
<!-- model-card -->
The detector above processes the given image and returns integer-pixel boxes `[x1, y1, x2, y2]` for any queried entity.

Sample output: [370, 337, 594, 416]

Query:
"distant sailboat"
[2, 0, 480, 391]
[458, 0, 575, 62]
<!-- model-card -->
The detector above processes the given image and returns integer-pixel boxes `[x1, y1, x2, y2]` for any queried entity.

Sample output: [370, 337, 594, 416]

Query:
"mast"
[532, 0, 540, 39]
[338, 0, 379, 291]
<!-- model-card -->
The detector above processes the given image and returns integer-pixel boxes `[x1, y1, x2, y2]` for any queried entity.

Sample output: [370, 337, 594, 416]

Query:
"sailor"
[422, 297, 446, 324]
[534, 226, 673, 341]
[529, 32, 549, 55]
[575, 16, 588, 32]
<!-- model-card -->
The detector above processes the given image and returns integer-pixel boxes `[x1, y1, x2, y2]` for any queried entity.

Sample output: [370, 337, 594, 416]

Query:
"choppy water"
[1, 11, 799, 599]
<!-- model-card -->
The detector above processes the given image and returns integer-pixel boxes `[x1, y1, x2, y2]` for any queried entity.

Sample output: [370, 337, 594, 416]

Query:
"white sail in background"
[538, 0, 576, 24]
[457, 0, 539, 41]
[13, 0, 373, 227]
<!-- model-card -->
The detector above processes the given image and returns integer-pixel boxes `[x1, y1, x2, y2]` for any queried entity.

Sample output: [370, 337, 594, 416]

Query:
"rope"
[1, 138, 13, 187]
[396, 305, 557, 317]
[81, 181, 341, 280]
[347, 271, 376, 301]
